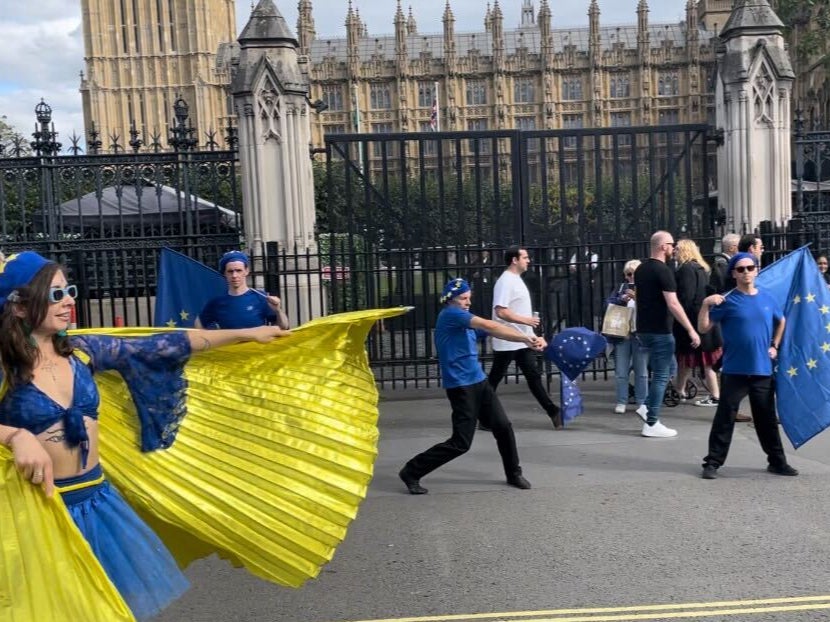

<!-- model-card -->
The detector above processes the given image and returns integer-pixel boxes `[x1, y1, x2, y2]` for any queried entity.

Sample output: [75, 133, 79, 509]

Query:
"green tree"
[0, 115, 31, 157]
[776, 0, 830, 69]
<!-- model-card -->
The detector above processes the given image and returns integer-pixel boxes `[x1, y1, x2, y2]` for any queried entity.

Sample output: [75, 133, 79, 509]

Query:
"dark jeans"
[704, 374, 787, 468]
[637, 333, 675, 424]
[488, 348, 558, 416]
[403, 380, 521, 480]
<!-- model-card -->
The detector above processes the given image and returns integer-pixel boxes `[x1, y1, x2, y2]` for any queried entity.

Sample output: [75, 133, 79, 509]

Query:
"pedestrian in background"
[606, 259, 648, 414]
[634, 231, 700, 438]
[673, 239, 722, 407]
[486, 248, 561, 430]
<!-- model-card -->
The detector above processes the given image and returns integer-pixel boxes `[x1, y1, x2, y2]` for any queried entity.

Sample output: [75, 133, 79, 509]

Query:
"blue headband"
[219, 250, 249, 273]
[0, 251, 52, 311]
[727, 252, 758, 273]
[440, 278, 470, 304]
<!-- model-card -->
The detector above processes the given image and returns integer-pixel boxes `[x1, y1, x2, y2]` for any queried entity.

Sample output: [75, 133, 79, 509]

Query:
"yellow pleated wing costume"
[0, 307, 406, 622]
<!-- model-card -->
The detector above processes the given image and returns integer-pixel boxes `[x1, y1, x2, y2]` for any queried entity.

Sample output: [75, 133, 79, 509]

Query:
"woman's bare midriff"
[35, 417, 100, 479]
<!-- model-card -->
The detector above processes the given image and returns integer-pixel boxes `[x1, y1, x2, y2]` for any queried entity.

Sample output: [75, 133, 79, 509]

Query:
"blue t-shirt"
[709, 289, 782, 376]
[199, 289, 276, 329]
[435, 306, 487, 389]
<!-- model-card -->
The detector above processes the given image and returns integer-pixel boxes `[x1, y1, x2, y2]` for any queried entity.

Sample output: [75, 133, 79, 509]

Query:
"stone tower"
[79, 0, 236, 148]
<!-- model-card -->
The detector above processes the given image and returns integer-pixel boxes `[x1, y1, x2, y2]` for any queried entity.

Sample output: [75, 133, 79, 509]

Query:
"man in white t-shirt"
[486, 248, 562, 430]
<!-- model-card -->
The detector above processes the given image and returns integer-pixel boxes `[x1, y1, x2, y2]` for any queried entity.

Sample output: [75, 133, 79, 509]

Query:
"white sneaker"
[641, 421, 678, 438]
[635, 404, 648, 422]
[614, 404, 626, 414]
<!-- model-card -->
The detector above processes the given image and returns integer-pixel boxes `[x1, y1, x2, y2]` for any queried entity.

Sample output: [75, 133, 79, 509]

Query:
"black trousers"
[488, 348, 558, 415]
[704, 374, 787, 468]
[403, 380, 521, 480]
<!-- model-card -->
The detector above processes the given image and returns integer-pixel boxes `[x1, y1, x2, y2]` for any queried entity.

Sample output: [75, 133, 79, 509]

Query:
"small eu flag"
[757, 246, 830, 448]
[560, 374, 584, 426]
[154, 248, 226, 328]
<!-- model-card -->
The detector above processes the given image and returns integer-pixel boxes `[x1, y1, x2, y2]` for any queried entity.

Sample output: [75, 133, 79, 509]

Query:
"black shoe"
[506, 474, 532, 490]
[548, 405, 563, 430]
[701, 464, 718, 480]
[399, 468, 428, 494]
[477, 421, 491, 432]
[767, 463, 799, 476]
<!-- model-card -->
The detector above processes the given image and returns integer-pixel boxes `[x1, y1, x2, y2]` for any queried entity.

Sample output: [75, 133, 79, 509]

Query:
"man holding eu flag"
[196, 250, 289, 330]
[697, 252, 797, 480]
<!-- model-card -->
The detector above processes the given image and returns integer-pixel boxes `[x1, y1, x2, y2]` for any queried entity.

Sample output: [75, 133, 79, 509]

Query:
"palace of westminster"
[78, 0, 827, 151]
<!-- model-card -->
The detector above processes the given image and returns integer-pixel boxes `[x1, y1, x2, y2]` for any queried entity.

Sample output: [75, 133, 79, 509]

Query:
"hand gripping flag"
[757, 246, 830, 448]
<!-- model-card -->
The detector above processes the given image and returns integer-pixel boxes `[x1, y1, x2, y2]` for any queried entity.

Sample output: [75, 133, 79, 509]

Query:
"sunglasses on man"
[733, 265, 756, 274]
[49, 285, 78, 303]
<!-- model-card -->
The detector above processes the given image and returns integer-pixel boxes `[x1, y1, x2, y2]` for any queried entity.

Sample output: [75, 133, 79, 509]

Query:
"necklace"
[39, 358, 60, 383]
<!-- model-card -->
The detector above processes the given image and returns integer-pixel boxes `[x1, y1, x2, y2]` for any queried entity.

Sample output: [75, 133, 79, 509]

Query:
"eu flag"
[154, 248, 226, 328]
[757, 246, 830, 448]
[560, 374, 584, 426]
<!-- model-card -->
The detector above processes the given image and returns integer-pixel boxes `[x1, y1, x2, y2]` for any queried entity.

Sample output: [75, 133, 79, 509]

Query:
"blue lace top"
[0, 332, 191, 468]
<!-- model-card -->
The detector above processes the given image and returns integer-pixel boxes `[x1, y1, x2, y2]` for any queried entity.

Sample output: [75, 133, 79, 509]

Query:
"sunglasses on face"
[49, 285, 78, 303]
[734, 265, 757, 274]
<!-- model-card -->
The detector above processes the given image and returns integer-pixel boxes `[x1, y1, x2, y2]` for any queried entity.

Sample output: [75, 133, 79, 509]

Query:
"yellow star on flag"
[787, 366, 798, 377]
[180, 309, 190, 321]
[823, 342, 830, 353]
[826, 322, 830, 333]
[806, 293, 817, 303]
[793, 295, 802, 304]
[808, 359, 818, 369]
[821, 305, 830, 315]
[166, 318, 177, 328]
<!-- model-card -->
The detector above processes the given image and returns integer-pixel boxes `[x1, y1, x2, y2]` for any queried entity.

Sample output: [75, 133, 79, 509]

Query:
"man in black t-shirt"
[634, 231, 701, 438]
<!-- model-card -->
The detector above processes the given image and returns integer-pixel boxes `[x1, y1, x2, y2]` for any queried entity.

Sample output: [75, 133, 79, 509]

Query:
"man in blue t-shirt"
[196, 250, 290, 330]
[399, 278, 545, 495]
[697, 252, 797, 479]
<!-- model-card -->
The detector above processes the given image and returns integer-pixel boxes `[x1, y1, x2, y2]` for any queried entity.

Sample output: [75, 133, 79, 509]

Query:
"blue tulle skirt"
[58, 464, 189, 621]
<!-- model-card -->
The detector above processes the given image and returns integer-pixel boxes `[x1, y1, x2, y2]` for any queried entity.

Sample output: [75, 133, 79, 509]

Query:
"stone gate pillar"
[231, 0, 321, 323]
[715, 0, 795, 231]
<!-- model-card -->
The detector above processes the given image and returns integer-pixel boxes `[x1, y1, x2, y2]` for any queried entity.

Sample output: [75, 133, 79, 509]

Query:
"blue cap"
[0, 251, 53, 311]
[219, 250, 249, 273]
[727, 252, 758, 273]
[544, 327, 607, 381]
[440, 278, 470, 304]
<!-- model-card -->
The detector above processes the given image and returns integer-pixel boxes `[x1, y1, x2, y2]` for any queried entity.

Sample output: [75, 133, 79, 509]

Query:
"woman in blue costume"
[0, 251, 289, 620]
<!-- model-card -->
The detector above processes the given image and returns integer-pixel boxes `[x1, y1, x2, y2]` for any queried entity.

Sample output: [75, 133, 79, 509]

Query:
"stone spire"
[539, 0, 552, 65]
[297, 0, 315, 56]
[637, 0, 650, 58]
[346, 0, 361, 78]
[238, 0, 298, 47]
[588, 0, 600, 64]
[492, 0, 504, 70]
[443, 0, 456, 75]
[720, 0, 785, 40]
[521, 0, 535, 27]
[686, 0, 700, 49]
[407, 6, 417, 35]
[484, 2, 493, 33]
[394, 0, 407, 72]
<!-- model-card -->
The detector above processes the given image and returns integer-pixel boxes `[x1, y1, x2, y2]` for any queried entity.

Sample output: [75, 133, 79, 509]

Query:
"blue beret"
[440, 278, 470, 304]
[0, 251, 53, 311]
[727, 252, 758, 273]
[544, 327, 607, 381]
[219, 250, 249, 273]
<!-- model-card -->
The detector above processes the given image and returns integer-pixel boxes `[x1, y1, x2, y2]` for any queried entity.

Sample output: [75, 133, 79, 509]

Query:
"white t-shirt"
[491, 270, 534, 351]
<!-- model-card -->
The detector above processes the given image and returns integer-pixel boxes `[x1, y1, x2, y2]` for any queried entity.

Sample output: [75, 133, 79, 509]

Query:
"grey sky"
[0, 0, 689, 146]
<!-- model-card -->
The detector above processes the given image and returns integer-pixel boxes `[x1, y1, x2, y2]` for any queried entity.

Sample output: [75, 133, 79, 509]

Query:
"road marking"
[346, 595, 830, 622]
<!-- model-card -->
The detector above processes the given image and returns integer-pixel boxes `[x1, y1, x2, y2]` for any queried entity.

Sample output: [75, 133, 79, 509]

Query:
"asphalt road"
[156, 379, 830, 622]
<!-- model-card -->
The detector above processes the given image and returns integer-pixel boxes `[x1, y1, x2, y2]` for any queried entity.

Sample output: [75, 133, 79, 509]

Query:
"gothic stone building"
[301, 0, 732, 153]
[79, 0, 237, 149]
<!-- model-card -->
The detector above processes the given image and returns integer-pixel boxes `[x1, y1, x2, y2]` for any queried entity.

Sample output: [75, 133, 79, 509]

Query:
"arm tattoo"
[198, 336, 211, 352]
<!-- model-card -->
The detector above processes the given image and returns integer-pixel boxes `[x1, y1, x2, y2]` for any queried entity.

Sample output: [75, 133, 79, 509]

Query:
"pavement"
[156, 378, 830, 622]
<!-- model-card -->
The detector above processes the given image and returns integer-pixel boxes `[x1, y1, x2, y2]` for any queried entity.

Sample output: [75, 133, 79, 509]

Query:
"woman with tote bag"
[604, 260, 648, 414]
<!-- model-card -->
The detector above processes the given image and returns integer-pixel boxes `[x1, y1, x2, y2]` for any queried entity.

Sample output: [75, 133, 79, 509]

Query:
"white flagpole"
[351, 81, 364, 172]
[433, 80, 441, 132]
